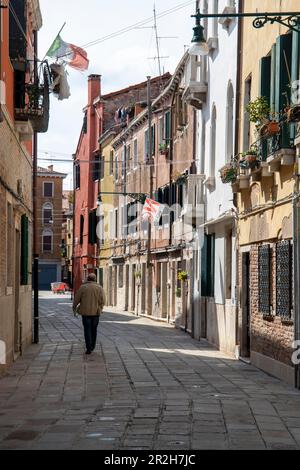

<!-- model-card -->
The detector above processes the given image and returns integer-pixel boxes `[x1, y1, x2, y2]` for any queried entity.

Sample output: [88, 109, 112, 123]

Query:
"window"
[115, 155, 119, 181]
[165, 111, 171, 144]
[276, 240, 292, 318]
[258, 245, 271, 315]
[75, 164, 80, 190]
[98, 215, 105, 246]
[118, 265, 124, 288]
[109, 210, 114, 240]
[88, 210, 97, 245]
[43, 203, 53, 225]
[133, 139, 138, 169]
[93, 154, 101, 181]
[127, 202, 137, 235]
[226, 82, 234, 163]
[127, 144, 131, 171]
[159, 117, 164, 145]
[43, 230, 53, 253]
[83, 112, 87, 134]
[144, 129, 149, 161]
[243, 76, 252, 152]
[20, 215, 29, 286]
[201, 234, 215, 298]
[7, 202, 13, 287]
[122, 146, 126, 178]
[114, 209, 119, 238]
[80, 215, 84, 245]
[109, 151, 114, 175]
[210, 105, 217, 178]
[43, 182, 53, 198]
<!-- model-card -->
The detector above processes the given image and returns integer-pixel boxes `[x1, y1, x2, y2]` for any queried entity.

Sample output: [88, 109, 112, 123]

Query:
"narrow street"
[0, 294, 299, 450]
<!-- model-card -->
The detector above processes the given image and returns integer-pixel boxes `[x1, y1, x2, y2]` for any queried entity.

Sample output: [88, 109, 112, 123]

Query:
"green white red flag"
[46, 35, 89, 71]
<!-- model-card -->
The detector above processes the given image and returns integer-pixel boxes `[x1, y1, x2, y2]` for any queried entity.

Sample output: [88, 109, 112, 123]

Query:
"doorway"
[14, 230, 20, 354]
[241, 252, 251, 358]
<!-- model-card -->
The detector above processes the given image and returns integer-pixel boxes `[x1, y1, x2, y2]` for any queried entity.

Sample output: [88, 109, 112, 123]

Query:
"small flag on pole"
[46, 34, 89, 71]
[142, 198, 164, 225]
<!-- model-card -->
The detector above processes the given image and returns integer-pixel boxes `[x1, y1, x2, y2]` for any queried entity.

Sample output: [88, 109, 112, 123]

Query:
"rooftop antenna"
[153, 3, 162, 77]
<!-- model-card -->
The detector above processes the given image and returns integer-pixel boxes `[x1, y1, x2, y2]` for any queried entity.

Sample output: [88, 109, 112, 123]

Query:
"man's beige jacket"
[73, 281, 106, 316]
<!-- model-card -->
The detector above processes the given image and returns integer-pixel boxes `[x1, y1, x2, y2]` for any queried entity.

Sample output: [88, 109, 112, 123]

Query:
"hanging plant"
[241, 147, 260, 170]
[219, 163, 237, 184]
[178, 270, 189, 282]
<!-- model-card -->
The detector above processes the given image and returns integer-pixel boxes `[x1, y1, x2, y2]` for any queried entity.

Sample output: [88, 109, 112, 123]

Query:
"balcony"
[15, 63, 51, 134]
[182, 81, 207, 110]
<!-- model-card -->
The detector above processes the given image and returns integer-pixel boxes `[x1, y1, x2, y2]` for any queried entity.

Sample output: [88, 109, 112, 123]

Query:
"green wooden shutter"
[165, 111, 171, 143]
[201, 234, 208, 296]
[275, 33, 293, 148]
[270, 44, 276, 114]
[259, 56, 271, 104]
[260, 56, 271, 161]
[152, 124, 156, 155]
[207, 234, 215, 298]
[291, 30, 300, 140]
[21, 215, 29, 285]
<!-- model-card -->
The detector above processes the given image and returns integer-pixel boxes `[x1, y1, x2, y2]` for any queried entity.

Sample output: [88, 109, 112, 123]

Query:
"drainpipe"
[0, 3, 6, 123]
[33, 30, 39, 344]
[233, 0, 244, 356]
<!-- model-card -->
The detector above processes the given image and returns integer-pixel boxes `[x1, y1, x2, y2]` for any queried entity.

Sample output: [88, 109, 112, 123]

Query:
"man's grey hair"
[87, 273, 97, 282]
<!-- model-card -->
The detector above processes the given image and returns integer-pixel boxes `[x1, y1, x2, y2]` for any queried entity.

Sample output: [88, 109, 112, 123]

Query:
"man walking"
[73, 274, 106, 354]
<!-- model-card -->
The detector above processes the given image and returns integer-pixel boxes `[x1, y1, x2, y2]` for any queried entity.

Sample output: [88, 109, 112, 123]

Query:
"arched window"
[42, 230, 53, 253]
[210, 105, 217, 178]
[226, 82, 234, 163]
[43, 203, 53, 225]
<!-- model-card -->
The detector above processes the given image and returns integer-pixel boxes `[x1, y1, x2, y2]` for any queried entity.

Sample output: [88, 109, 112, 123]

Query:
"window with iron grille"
[276, 240, 293, 318]
[258, 244, 271, 315]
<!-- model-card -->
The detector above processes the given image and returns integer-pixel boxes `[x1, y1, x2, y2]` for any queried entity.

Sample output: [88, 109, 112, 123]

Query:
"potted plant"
[260, 118, 280, 138]
[178, 270, 189, 282]
[219, 163, 237, 184]
[159, 143, 169, 155]
[246, 96, 270, 130]
[241, 147, 260, 170]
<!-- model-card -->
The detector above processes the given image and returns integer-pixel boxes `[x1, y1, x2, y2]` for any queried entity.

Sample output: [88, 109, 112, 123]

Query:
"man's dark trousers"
[82, 316, 100, 352]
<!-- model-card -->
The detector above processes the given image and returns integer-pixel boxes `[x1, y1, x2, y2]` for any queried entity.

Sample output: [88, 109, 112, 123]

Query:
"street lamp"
[189, 7, 209, 56]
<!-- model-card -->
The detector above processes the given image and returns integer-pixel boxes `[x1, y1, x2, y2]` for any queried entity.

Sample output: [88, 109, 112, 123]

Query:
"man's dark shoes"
[85, 350, 92, 355]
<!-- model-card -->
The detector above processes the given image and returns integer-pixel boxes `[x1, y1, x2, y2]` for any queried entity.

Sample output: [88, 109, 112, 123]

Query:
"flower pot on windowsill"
[260, 121, 280, 138]
[262, 314, 275, 322]
[219, 164, 237, 184]
[243, 153, 260, 170]
[159, 144, 169, 156]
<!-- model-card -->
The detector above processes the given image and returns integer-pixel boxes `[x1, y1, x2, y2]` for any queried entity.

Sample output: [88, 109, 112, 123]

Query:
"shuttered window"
[275, 33, 293, 148]
[258, 245, 271, 315]
[259, 56, 271, 161]
[201, 234, 215, 298]
[20, 215, 29, 285]
[276, 240, 293, 318]
[88, 210, 97, 245]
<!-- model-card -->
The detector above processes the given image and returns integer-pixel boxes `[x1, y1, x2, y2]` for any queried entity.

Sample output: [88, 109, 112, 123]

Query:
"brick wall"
[250, 244, 294, 367]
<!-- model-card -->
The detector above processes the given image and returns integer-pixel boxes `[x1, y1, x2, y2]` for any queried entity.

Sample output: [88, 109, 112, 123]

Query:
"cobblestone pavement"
[1, 292, 300, 450]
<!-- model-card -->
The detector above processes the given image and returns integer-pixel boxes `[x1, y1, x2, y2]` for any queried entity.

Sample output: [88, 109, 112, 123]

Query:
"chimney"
[48, 165, 54, 172]
[88, 74, 101, 106]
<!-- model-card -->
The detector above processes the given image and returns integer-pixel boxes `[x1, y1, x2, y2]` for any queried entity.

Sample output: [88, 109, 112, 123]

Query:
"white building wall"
[196, 0, 239, 354]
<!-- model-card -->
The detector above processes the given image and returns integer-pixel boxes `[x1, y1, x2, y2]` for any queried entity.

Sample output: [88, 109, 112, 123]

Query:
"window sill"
[281, 318, 293, 326]
[262, 314, 275, 322]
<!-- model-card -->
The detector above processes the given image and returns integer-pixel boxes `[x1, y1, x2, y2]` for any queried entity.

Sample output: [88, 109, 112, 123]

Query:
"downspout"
[0, 3, 5, 123]
[191, 107, 198, 338]
[293, 145, 300, 388]
[234, 0, 244, 355]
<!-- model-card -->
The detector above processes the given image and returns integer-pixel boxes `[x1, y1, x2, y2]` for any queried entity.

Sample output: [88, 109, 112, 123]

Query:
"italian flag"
[46, 35, 89, 71]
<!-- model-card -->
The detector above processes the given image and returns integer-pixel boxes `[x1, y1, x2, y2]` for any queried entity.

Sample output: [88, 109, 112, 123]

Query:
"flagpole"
[42, 22, 67, 61]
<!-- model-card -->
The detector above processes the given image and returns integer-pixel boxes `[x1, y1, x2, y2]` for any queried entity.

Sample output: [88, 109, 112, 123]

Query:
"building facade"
[0, 0, 43, 367]
[233, 0, 300, 384]
[73, 73, 170, 293]
[195, 0, 239, 356]
[37, 166, 66, 290]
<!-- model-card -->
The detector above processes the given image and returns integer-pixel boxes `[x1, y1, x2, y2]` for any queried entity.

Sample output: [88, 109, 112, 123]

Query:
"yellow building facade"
[234, 0, 300, 385]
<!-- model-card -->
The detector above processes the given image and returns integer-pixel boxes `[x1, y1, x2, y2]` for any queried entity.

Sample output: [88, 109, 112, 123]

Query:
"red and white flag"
[142, 198, 164, 225]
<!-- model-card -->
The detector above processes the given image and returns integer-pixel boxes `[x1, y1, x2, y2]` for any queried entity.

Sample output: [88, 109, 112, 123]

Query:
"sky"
[38, 0, 196, 189]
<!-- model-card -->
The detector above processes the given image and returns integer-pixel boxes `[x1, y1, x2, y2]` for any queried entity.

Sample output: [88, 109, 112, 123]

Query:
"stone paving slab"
[0, 292, 300, 450]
